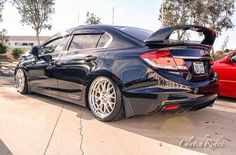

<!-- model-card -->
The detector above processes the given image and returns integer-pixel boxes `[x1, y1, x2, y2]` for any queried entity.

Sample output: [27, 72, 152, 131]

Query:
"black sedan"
[15, 25, 218, 122]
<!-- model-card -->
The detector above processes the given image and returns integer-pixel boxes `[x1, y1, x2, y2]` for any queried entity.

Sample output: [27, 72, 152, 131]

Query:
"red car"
[213, 50, 236, 98]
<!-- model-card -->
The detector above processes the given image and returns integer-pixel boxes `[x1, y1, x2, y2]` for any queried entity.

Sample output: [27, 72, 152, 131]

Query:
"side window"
[69, 34, 100, 50]
[40, 36, 69, 54]
[231, 54, 236, 63]
[108, 37, 135, 49]
[97, 34, 111, 48]
[97, 33, 134, 50]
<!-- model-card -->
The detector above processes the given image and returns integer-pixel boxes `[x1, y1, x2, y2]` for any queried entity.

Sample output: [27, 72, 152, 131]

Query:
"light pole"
[112, 7, 115, 25]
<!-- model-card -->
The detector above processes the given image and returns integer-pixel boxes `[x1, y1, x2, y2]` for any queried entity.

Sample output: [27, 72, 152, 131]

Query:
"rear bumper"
[123, 80, 218, 117]
[160, 94, 217, 112]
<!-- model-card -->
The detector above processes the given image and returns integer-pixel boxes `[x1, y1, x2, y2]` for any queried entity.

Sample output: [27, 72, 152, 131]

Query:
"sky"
[0, 0, 235, 51]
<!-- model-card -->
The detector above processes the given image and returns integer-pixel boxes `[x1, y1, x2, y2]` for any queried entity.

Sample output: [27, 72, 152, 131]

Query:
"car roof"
[77, 24, 131, 29]
[66, 25, 150, 32]
[67, 25, 153, 43]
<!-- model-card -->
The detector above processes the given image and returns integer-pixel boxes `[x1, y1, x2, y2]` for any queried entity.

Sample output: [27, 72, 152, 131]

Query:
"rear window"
[69, 34, 100, 50]
[97, 34, 111, 48]
[115, 27, 153, 41]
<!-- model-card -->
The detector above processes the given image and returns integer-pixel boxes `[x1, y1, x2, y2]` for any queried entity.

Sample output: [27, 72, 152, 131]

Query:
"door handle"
[84, 55, 97, 62]
[55, 62, 62, 67]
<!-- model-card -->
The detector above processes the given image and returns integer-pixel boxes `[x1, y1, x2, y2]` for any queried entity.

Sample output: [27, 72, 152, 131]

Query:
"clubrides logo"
[180, 135, 225, 149]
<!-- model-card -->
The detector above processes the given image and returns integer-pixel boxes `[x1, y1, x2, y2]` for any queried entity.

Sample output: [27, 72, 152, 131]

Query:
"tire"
[15, 69, 28, 94]
[88, 76, 125, 122]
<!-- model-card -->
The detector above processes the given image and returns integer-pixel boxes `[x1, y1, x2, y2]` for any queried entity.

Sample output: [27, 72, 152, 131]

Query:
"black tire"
[88, 76, 125, 122]
[15, 69, 29, 94]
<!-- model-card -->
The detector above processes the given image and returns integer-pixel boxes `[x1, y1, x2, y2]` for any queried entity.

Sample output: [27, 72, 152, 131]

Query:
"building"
[7, 36, 50, 49]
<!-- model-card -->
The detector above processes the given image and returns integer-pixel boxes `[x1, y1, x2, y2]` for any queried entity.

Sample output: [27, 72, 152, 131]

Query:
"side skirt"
[30, 88, 86, 107]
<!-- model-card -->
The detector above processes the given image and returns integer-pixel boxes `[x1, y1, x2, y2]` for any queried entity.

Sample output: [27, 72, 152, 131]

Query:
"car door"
[54, 29, 112, 104]
[28, 35, 71, 96]
[215, 52, 236, 97]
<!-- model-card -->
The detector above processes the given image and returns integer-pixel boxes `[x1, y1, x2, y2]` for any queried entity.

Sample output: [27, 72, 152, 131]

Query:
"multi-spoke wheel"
[15, 69, 28, 94]
[88, 77, 125, 121]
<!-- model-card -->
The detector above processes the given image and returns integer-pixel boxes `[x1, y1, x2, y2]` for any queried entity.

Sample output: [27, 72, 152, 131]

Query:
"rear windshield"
[115, 26, 153, 42]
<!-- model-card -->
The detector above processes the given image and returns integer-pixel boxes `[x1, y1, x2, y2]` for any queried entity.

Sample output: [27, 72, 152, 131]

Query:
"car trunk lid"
[169, 47, 214, 81]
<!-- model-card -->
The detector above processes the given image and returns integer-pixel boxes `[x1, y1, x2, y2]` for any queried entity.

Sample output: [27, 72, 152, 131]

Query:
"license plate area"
[193, 61, 205, 75]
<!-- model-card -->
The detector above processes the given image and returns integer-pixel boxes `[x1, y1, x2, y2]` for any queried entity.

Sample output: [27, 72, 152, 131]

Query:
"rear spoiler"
[144, 25, 216, 47]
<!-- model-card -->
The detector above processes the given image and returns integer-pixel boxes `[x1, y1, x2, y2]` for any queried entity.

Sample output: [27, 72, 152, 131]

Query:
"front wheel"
[15, 69, 28, 94]
[88, 76, 125, 122]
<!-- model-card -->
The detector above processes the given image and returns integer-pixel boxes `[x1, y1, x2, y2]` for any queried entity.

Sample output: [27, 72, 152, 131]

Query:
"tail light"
[163, 104, 179, 111]
[140, 49, 188, 70]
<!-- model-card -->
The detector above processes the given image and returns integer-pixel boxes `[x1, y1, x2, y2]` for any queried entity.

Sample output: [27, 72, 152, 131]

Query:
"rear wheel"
[88, 76, 125, 122]
[15, 69, 28, 94]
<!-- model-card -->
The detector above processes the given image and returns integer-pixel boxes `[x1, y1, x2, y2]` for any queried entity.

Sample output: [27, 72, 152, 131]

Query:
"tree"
[12, 0, 55, 45]
[190, 0, 234, 36]
[0, 0, 6, 21]
[159, 0, 193, 40]
[159, 0, 190, 27]
[0, 29, 9, 44]
[159, 0, 234, 35]
[85, 12, 101, 25]
[0, 1, 8, 45]
[220, 36, 229, 51]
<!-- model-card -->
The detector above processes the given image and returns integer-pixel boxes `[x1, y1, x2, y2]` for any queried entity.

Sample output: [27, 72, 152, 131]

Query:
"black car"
[15, 25, 218, 122]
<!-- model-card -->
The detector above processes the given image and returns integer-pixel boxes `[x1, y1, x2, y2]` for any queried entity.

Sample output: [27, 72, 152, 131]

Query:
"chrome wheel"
[15, 69, 25, 92]
[89, 77, 116, 119]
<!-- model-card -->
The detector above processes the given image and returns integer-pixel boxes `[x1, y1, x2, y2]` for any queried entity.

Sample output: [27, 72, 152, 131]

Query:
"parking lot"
[0, 67, 236, 155]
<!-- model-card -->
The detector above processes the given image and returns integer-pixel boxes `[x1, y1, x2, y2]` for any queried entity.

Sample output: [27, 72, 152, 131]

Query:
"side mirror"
[31, 46, 39, 56]
[39, 55, 52, 63]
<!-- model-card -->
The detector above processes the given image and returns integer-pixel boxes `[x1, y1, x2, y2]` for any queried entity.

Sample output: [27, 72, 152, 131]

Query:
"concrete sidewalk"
[0, 77, 236, 155]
